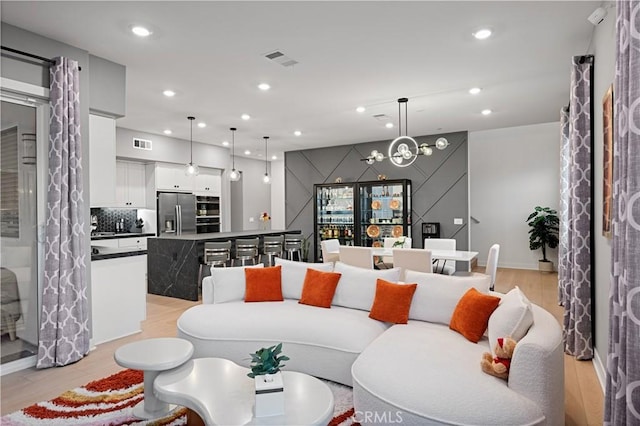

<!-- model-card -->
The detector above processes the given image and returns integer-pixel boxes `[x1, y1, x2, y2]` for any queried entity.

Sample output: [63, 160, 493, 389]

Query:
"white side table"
[114, 337, 194, 419]
[155, 357, 335, 425]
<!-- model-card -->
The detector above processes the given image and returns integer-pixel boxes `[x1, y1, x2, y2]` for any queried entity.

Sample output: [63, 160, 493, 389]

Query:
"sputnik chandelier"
[364, 97, 449, 168]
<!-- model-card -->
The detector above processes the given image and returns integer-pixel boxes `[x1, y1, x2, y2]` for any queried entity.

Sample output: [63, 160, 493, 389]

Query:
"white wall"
[232, 156, 272, 230]
[591, 7, 616, 382]
[270, 159, 286, 230]
[469, 122, 560, 269]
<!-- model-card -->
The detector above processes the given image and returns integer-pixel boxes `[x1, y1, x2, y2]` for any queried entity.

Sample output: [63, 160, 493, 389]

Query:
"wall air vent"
[264, 50, 299, 67]
[133, 137, 152, 150]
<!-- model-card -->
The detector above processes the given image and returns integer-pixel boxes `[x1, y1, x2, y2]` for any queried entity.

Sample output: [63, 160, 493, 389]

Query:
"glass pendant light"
[185, 116, 199, 176]
[229, 127, 241, 181]
[262, 136, 271, 184]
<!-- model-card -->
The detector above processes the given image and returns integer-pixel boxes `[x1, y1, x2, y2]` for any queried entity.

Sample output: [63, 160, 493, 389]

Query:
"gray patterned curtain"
[604, 1, 640, 423]
[37, 57, 89, 368]
[558, 106, 570, 306]
[561, 55, 594, 360]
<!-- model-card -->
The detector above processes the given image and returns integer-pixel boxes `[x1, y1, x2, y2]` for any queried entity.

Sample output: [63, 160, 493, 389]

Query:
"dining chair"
[392, 248, 432, 281]
[486, 243, 500, 291]
[320, 239, 341, 263]
[261, 235, 284, 266]
[338, 246, 374, 269]
[423, 238, 456, 275]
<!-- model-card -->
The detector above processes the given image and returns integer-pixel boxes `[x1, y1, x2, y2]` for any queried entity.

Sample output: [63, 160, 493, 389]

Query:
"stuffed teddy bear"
[481, 337, 517, 380]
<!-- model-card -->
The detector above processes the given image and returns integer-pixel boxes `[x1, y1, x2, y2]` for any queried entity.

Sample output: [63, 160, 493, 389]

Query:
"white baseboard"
[0, 355, 36, 376]
[593, 349, 606, 393]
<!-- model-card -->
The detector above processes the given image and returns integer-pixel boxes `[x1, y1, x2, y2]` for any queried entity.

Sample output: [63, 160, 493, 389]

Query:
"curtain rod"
[1, 46, 82, 71]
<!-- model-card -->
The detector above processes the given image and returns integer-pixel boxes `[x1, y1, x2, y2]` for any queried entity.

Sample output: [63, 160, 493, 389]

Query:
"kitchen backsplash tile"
[91, 208, 137, 233]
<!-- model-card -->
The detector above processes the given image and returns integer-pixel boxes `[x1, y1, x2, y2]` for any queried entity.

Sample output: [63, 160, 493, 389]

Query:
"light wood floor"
[0, 268, 604, 424]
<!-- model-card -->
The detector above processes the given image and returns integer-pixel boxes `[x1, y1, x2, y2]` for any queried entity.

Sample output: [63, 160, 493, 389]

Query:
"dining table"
[370, 247, 479, 273]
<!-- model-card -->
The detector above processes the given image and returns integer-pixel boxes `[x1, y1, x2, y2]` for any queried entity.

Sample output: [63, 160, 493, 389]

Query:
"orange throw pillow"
[298, 268, 342, 308]
[450, 287, 500, 342]
[369, 279, 417, 324]
[244, 265, 283, 302]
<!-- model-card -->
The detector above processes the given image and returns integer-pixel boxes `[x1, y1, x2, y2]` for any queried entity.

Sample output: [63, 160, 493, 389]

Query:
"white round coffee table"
[114, 337, 194, 419]
[154, 357, 335, 425]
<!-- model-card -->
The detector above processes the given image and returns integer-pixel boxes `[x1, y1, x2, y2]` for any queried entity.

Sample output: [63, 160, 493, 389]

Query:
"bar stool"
[261, 235, 284, 266]
[233, 237, 259, 266]
[284, 234, 304, 262]
[198, 241, 231, 287]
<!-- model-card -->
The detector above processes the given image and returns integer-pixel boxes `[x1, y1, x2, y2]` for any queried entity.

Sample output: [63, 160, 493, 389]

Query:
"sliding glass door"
[1, 97, 43, 367]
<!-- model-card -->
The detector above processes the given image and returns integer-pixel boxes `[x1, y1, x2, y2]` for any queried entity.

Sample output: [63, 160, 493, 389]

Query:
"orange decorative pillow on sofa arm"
[449, 287, 500, 342]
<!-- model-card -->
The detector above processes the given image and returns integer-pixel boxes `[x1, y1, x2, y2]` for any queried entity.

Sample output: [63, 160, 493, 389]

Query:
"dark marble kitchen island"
[147, 230, 301, 301]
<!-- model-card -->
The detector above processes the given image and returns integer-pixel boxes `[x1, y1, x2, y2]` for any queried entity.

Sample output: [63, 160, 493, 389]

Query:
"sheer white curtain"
[37, 57, 89, 368]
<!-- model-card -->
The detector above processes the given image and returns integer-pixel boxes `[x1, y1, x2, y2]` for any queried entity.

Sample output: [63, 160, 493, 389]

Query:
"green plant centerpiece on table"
[392, 237, 406, 248]
[526, 206, 559, 272]
[247, 343, 290, 378]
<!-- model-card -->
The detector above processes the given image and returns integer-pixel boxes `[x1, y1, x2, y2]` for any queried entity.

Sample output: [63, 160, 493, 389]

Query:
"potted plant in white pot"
[526, 206, 559, 272]
[248, 343, 290, 417]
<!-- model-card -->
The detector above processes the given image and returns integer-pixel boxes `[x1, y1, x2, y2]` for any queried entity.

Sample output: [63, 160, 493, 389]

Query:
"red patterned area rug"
[1, 369, 358, 425]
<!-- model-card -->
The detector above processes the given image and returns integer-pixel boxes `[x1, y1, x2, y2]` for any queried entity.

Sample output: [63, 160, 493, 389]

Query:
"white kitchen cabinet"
[155, 163, 194, 192]
[118, 236, 147, 250]
[91, 255, 147, 345]
[115, 160, 146, 207]
[89, 115, 116, 207]
[194, 168, 222, 196]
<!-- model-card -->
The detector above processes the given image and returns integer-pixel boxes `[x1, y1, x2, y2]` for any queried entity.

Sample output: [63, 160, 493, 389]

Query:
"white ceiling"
[1, 1, 600, 159]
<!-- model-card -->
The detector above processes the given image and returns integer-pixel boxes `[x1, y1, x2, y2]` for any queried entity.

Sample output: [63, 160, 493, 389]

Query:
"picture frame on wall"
[602, 84, 614, 238]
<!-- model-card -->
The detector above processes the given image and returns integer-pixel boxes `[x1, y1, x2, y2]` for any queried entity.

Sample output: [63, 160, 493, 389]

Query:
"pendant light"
[262, 136, 271, 184]
[185, 116, 199, 176]
[362, 98, 449, 167]
[229, 127, 241, 181]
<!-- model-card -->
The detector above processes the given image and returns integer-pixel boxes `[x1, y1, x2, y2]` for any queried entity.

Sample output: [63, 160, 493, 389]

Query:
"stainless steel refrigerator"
[157, 192, 197, 235]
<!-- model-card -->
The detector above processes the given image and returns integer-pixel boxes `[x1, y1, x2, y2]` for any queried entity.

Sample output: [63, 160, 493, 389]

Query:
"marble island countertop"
[153, 229, 297, 241]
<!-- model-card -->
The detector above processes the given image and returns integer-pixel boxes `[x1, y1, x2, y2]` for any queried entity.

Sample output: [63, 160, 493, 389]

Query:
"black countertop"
[91, 250, 147, 261]
[91, 232, 155, 241]
[153, 229, 297, 241]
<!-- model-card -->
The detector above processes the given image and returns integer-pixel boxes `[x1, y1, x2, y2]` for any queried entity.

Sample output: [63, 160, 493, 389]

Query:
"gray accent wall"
[285, 131, 469, 266]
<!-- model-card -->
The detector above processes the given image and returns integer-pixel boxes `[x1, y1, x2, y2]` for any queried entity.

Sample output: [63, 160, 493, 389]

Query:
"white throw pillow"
[488, 286, 534, 352]
[332, 262, 401, 311]
[275, 258, 334, 300]
[205, 264, 265, 304]
[404, 270, 491, 325]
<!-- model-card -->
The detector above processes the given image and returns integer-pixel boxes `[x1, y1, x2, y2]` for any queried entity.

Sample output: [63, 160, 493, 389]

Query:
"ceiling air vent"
[372, 114, 390, 121]
[133, 137, 152, 150]
[265, 50, 299, 67]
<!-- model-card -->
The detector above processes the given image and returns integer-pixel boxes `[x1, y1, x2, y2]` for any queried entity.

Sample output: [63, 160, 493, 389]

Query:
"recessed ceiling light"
[258, 83, 271, 91]
[197, 122, 206, 128]
[271, 155, 278, 160]
[163, 129, 172, 135]
[244, 150, 251, 155]
[356, 106, 366, 113]
[241, 114, 251, 120]
[222, 141, 230, 147]
[131, 26, 152, 37]
[481, 109, 492, 115]
[469, 87, 482, 95]
[163, 90, 175, 97]
[385, 123, 394, 129]
[294, 130, 302, 136]
[473, 29, 492, 40]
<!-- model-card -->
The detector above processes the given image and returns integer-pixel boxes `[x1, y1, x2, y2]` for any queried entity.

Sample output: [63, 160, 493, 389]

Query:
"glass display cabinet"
[313, 183, 356, 261]
[358, 179, 411, 248]
[313, 179, 411, 261]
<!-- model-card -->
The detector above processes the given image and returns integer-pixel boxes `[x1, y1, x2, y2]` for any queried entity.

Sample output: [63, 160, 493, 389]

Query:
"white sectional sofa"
[177, 259, 564, 425]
